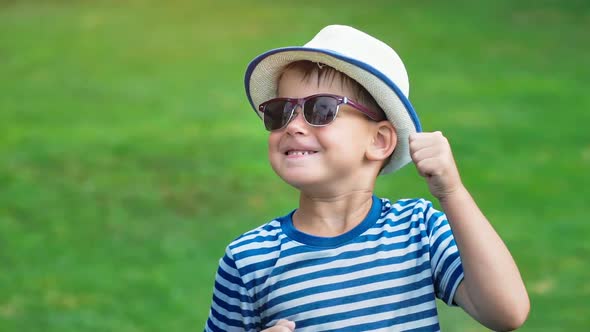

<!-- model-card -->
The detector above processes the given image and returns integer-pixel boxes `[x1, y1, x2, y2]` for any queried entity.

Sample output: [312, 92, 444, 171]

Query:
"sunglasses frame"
[258, 93, 385, 131]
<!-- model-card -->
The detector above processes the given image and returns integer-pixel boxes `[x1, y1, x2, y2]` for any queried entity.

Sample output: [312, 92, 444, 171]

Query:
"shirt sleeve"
[205, 247, 260, 332]
[424, 200, 465, 306]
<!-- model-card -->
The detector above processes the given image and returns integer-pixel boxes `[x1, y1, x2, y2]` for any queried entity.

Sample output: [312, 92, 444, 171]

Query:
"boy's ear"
[366, 121, 397, 162]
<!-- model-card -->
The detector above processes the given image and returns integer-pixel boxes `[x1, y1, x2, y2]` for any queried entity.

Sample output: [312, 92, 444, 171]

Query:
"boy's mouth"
[285, 150, 318, 156]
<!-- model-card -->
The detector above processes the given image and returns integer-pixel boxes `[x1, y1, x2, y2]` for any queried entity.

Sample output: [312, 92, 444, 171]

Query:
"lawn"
[1, 0, 589, 331]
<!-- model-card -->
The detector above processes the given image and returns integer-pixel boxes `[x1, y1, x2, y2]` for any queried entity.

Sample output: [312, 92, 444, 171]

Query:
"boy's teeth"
[287, 150, 314, 156]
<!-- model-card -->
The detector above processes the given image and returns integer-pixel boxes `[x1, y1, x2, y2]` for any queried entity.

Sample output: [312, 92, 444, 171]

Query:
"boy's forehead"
[277, 67, 357, 98]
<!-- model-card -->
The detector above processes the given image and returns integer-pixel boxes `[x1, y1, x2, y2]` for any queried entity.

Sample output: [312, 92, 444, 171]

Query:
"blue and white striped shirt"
[205, 196, 464, 331]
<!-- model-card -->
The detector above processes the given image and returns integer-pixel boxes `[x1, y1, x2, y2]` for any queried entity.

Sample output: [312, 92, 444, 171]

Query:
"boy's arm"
[409, 132, 530, 331]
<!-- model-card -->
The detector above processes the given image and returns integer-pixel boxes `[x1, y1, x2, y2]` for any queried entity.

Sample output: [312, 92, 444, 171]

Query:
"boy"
[205, 25, 529, 331]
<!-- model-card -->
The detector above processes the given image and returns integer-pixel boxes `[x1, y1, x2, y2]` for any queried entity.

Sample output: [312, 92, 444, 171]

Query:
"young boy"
[205, 25, 529, 331]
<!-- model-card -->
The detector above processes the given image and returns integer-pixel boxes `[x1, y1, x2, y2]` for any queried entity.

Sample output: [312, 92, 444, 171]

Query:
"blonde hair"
[278, 60, 385, 118]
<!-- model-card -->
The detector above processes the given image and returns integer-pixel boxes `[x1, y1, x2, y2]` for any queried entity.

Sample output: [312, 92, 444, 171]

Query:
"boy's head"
[274, 60, 397, 180]
[245, 25, 422, 176]
[263, 60, 398, 190]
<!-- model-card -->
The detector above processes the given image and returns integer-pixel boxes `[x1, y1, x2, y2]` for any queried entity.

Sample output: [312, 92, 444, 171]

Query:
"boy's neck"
[293, 190, 374, 238]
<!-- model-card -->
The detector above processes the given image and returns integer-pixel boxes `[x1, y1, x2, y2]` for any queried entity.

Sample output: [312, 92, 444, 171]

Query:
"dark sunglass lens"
[263, 100, 294, 130]
[304, 96, 338, 126]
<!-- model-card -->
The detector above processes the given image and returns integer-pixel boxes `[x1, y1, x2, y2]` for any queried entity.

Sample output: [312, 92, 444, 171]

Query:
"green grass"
[1, 0, 589, 330]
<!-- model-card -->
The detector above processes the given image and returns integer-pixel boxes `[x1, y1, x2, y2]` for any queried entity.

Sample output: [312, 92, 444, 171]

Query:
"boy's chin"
[276, 172, 325, 191]
[278, 175, 352, 198]
[278, 175, 317, 190]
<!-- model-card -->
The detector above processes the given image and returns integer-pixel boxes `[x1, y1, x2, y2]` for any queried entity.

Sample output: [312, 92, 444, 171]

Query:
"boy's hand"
[261, 319, 296, 332]
[409, 131, 463, 201]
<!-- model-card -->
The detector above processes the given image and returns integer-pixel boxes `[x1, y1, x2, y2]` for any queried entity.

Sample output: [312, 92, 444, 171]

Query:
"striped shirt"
[205, 196, 464, 332]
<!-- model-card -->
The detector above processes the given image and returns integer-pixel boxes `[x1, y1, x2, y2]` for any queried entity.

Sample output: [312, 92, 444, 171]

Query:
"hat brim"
[245, 47, 422, 175]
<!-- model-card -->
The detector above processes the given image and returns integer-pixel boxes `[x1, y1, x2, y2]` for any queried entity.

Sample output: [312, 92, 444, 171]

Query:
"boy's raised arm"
[409, 131, 530, 331]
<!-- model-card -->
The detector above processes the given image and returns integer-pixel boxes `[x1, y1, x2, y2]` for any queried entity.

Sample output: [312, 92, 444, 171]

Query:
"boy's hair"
[279, 61, 384, 117]
[278, 60, 393, 170]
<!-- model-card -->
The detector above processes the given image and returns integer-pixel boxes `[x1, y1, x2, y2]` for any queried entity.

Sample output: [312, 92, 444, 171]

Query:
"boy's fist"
[409, 131, 463, 201]
[262, 319, 296, 332]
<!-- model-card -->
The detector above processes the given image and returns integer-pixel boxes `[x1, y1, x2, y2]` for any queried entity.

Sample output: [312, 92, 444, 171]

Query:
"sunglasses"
[258, 93, 385, 131]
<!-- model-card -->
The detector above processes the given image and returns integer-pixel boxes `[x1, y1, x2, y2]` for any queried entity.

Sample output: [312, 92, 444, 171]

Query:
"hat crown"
[304, 25, 409, 97]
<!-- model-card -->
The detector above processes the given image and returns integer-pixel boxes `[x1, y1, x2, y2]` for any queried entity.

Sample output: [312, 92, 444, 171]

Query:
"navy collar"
[280, 195, 382, 248]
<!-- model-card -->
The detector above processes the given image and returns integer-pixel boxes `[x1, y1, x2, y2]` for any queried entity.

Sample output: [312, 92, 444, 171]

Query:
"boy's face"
[268, 68, 378, 192]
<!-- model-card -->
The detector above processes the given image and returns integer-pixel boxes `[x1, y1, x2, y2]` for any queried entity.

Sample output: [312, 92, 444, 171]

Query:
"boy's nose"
[285, 107, 308, 134]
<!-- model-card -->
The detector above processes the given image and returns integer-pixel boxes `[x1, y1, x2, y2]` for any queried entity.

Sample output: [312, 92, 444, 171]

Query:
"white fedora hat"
[244, 24, 422, 175]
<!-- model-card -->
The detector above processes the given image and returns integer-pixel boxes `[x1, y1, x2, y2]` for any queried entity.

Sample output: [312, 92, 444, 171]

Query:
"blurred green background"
[1, 0, 589, 331]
